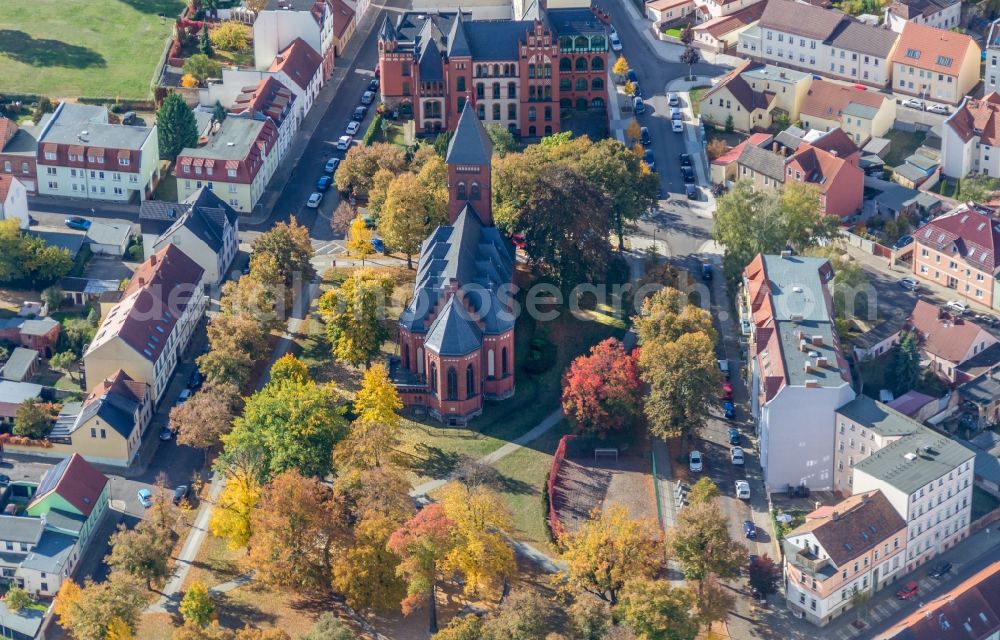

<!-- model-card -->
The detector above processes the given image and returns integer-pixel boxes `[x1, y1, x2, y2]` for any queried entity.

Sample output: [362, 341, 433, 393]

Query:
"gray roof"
[42, 509, 86, 535]
[57, 277, 120, 295]
[836, 395, 922, 437]
[853, 428, 975, 494]
[737, 143, 786, 182]
[0, 516, 42, 545]
[775, 129, 804, 151]
[906, 152, 938, 172]
[447, 12, 471, 57]
[973, 449, 1000, 488]
[154, 187, 238, 255]
[850, 309, 910, 351]
[264, 0, 315, 10]
[0, 381, 42, 406]
[843, 102, 880, 120]
[1, 128, 38, 156]
[464, 20, 533, 59]
[873, 184, 920, 211]
[424, 296, 483, 356]
[72, 384, 140, 439]
[0, 348, 37, 382]
[19, 530, 76, 575]
[742, 64, 811, 84]
[27, 229, 84, 258]
[760, 0, 846, 40]
[379, 15, 397, 41]
[38, 102, 153, 151]
[417, 24, 445, 82]
[0, 599, 45, 640]
[828, 20, 899, 57]
[446, 102, 494, 165]
[546, 8, 609, 38]
[893, 162, 932, 183]
[85, 221, 130, 247]
[179, 117, 266, 160]
[960, 367, 1000, 407]
[18, 317, 58, 337]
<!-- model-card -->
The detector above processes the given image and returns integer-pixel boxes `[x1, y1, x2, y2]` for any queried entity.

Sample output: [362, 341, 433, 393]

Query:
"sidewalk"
[667, 75, 719, 218]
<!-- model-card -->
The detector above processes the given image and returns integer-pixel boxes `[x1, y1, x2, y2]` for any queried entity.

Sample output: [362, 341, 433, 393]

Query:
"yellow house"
[891, 22, 981, 105]
[700, 61, 810, 131]
[799, 80, 897, 146]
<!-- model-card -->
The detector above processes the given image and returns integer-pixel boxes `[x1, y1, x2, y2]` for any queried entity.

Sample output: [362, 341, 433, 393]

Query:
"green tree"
[105, 521, 174, 589]
[49, 351, 77, 381]
[212, 100, 227, 124]
[318, 270, 395, 368]
[618, 578, 698, 640]
[432, 616, 483, 640]
[680, 47, 700, 81]
[633, 287, 716, 346]
[481, 589, 555, 640]
[199, 25, 213, 56]
[485, 123, 517, 157]
[687, 477, 720, 505]
[250, 216, 316, 287]
[42, 285, 62, 310]
[960, 173, 998, 203]
[180, 581, 215, 627]
[639, 331, 721, 441]
[13, 398, 51, 439]
[183, 54, 222, 84]
[0, 220, 72, 287]
[334, 143, 408, 197]
[577, 139, 658, 250]
[803, 244, 872, 321]
[668, 501, 745, 595]
[157, 92, 199, 161]
[5, 586, 32, 612]
[891, 331, 921, 395]
[301, 613, 356, 640]
[61, 316, 97, 357]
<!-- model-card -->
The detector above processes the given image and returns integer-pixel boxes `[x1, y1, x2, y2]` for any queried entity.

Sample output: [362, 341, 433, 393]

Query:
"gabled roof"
[694, 0, 765, 36]
[0, 175, 19, 204]
[909, 299, 993, 364]
[916, 202, 1000, 273]
[269, 37, 322, 90]
[424, 296, 483, 356]
[230, 76, 296, 129]
[945, 93, 1000, 147]
[887, 0, 958, 20]
[807, 127, 861, 159]
[156, 187, 238, 255]
[447, 11, 471, 57]
[378, 15, 397, 41]
[29, 453, 108, 517]
[759, 0, 845, 41]
[330, 0, 354, 38]
[446, 102, 493, 166]
[787, 490, 906, 566]
[72, 370, 146, 439]
[800, 80, 891, 123]
[737, 143, 785, 182]
[827, 19, 899, 58]
[892, 21, 978, 74]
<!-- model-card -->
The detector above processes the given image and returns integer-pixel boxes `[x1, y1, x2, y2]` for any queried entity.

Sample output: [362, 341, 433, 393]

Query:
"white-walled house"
[0, 175, 29, 230]
[253, 0, 337, 81]
[884, 0, 960, 34]
[941, 93, 1000, 179]
[229, 76, 300, 166]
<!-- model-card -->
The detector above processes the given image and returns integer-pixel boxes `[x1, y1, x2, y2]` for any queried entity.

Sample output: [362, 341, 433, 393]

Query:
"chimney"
[150, 254, 157, 266]
[805, 380, 820, 388]
[831, 511, 839, 521]
[137, 277, 146, 287]
[811, 335, 823, 346]
[780, 249, 792, 258]
[799, 339, 808, 352]
[804, 360, 813, 373]
[796, 330, 805, 341]
[772, 142, 779, 153]
[830, 149, 838, 157]
[816, 356, 829, 367]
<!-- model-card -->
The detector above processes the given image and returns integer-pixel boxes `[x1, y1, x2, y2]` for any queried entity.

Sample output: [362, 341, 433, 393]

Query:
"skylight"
[936, 56, 953, 67]
[905, 48, 920, 59]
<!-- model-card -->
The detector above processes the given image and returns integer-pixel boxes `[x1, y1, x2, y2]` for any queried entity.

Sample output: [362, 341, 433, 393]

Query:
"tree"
[626, 120, 642, 145]
[567, 598, 611, 640]
[690, 573, 734, 628]
[633, 287, 717, 346]
[172, 382, 239, 466]
[388, 504, 457, 633]
[0, 220, 72, 287]
[960, 173, 998, 203]
[220, 275, 281, 331]
[180, 581, 215, 627]
[42, 285, 62, 310]
[379, 172, 445, 268]
[174, 622, 235, 640]
[106, 617, 134, 640]
[432, 616, 483, 640]
[53, 579, 82, 623]
[105, 521, 173, 589]
[212, 101, 227, 124]
[803, 244, 872, 321]
[559, 506, 663, 605]
[199, 24, 213, 56]
[250, 216, 315, 287]
[60, 316, 96, 356]
[56, 572, 147, 640]
[891, 331, 921, 395]
[210, 21, 251, 51]
[481, 589, 556, 640]
[367, 168, 397, 220]
[346, 215, 374, 262]
[13, 398, 51, 439]
[199, 313, 268, 387]
[244, 0, 268, 10]
[687, 477, 720, 505]
[618, 578, 698, 640]
[5, 586, 32, 612]
[668, 501, 745, 595]
[301, 613, 356, 640]
[748, 554, 781, 599]
[562, 338, 642, 436]
[680, 24, 694, 44]
[680, 47, 700, 80]
[49, 350, 77, 380]
[576, 139, 658, 250]
[706, 138, 728, 161]
[332, 200, 355, 235]
[222, 376, 347, 479]
[210, 451, 263, 550]
[639, 331, 721, 440]
[270, 354, 309, 384]
[318, 270, 394, 368]
[612, 56, 630, 78]
[157, 92, 199, 161]
[183, 54, 222, 85]
[623, 80, 636, 97]
[334, 143, 408, 197]
[849, 585, 872, 622]
[439, 482, 516, 600]
[181, 74, 199, 88]
[486, 124, 517, 157]
[336, 363, 403, 469]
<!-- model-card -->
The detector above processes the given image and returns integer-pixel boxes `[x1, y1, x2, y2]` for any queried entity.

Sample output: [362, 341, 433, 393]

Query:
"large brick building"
[377, 4, 609, 136]
[393, 103, 516, 425]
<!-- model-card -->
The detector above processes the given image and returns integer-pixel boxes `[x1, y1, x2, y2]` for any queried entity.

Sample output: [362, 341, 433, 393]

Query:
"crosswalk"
[828, 575, 939, 638]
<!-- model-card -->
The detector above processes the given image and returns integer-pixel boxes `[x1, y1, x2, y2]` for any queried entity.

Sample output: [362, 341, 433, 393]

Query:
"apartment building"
[253, 0, 338, 80]
[911, 203, 1000, 310]
[884, 0, 961, 34]
[799, 80, 896, 146]
[985, 19, 1000, 95]
[742, 253, 856, 493]
[891, 22, 981, 105]
[174, 117, 280, 213]
[785, 137, 864, 218]
[699, 60, 811, 131]
[853, 429, 975, 571]
[692, 2, 766, 53]
[84, 245, 206, 404]
[35, 102, 160, 203]
[941, 93, 1000, 180]
[229, 76, 299, 164]
[908, 299, 998, 383]
[784, 490, 907, 626]
[738, 0, 899, 89]
[0, 118, 37, 194]
[834, 396, 921, 496]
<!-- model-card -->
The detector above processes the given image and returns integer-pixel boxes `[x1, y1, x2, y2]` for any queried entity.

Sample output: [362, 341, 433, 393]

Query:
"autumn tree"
[171, 382, 240, 466]
[106, 617, 134, 640]
[568, 598, 611, 640]
[332, 200, 356, 235]
[680, 46, 700, 80]
[334, 143, 407, 197]
[626, 120, 642, 145]
[183, 54, 222, 84]
[639, 331, 720, 441]
[618, 578, 698, 640]
[199, 313, 268, 387]
[336, 363, 403, 469]
[301, 613, 357, 640]
[180, 581, 215, 627]
[690, 573, 734, 629]
[55, 572, 147, 640]
[439, 481, 516, 600]
[560, 506, 663, 605]
[633, 287, 716, 346]
[174, 621, 235, 640]
[481, 589, 556, 640]
[5, 586, 31, 612]
[346, 216, 374, 262]
[432, 616, 483, 640]
[251, 216, 315, 288]
[220, 275, 281, 331]
[687, 476, 720, 505]
[388, 503, 457, 633]
[318, 269, 394, 368]
[209, 21, 251, 51]
[379, 170, 448, 268]
[105, 520, 174, 589]
[706, 138, 728, 161]
[13, 398, 51, 438]
[561, 338, 642, 435]
[668, 501, 745, 596]
[612, 56, 630, 78]
[748, 554, 781, 598]
[210, 449, 264, 550]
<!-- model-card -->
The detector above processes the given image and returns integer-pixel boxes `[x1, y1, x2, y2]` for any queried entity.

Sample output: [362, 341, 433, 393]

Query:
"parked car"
[682, 166, 695, 183]
[172, 485, 191, 506]
[324, 157, 341, 174]
[176, 389, 192, 406]
[902, 98, 926, 110]
[672, 119, 684, 133]
[689, 450, 703, 473]
[728, 426, 740, 445]
[718, 359, 730, 380]
[316, 175, 333, 192]
[724, 400, 735, 419]
[353, 106, 368, 121]
[680, 153, 692, 167]
[736, 480, 750, 500]
[731, 446, 745, 465]
[64, 217, 91, 231]
[188, 369, 203, 390]
[346, 120, 361, 135]
[368, 78, 379, 92]
[900, 277, 919, 291]
[686, 183, 698, 199]
[643, 149, 655, 171]
[633, 97, 645, 115]
[928, 104, 949, 115]
[721, 381, 733, 399]
[307, 192, 324, 208]
[159, 427, 173, 441]
[0, 475, 10, 485]
[670, 106, 682, 121]
[893, 234, 914, 249]
[138, 489, 154, 508]
[668, 92, 679, 107]
[121, 111, 138, 125]
[371, 238, 385, 253]
[896, 581, 919, 600]
[947, 300, 969, 314]
[640, 126, 651, 146]
[702, 262, 712, 281]
[610, 32, 622, 52]
[743, 519, 757, 539]
[337, 135, 353, 150]
[928, 561, 952, 579]
[627, 69, 638, 83]
[361, 91, 375, 105]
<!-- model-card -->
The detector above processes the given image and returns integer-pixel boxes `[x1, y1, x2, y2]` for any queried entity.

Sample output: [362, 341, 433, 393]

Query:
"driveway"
[84, 255, 135, 280]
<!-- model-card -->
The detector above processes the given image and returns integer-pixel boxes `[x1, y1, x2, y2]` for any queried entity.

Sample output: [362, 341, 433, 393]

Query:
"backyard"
[0, 0, 185, 99]
[883, 129, 927, 168]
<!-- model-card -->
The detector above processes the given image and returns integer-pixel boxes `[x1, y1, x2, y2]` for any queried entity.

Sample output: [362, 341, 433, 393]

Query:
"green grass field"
[0, 0, 184, 99]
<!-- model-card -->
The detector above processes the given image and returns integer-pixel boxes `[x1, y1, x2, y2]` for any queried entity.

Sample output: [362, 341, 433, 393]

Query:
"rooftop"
[945, 93, 1000, 147]
[37, 102, 153, 151]
[0, 348, 37, 382]
[800, 80, 890, 123]
[853, 427, 974, 494]
[910, 299, 993, 365]
[179, 117, 267, 161]
[892, 21, 978, 74]
[837, 395, 923, 437]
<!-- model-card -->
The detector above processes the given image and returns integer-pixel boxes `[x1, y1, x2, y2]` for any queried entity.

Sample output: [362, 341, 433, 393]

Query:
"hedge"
[362, 114, 384, 146]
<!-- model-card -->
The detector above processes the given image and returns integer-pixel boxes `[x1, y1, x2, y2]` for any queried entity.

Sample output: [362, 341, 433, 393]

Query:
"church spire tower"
[444, 101, 494, 225]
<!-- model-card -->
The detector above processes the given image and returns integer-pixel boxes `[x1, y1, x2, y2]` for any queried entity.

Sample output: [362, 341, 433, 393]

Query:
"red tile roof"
[787, 490, 905, 567]
[694, 2, 765, 39]
[809, 127, 861, 160]
[916, 202, 1000, 273]
[231, 76, 297, 128]
[892, 22, 978, 75]
[703, 60, 776, 113]
[0, 174, 14, 202]
[84, 369, 145, 409]
[269, 37, 322, 91]
[909, 299, 993, 364]
[800, 80, 890, 122]
[29, 453, 107, 517]
[946, 92, 1000, 147]
[330, 0, 355, 38]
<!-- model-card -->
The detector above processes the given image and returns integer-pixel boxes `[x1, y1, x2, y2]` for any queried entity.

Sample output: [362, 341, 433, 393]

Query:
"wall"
[253, 11, 322, 72]
[0, 177, 29, 229]
[176, 178, 254, 213]
[913, 242, 997, 310]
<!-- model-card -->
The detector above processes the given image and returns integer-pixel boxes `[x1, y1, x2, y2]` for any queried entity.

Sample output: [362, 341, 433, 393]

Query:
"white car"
[306, 192, 324, 208]
[689, 450, 703, 473]
[336, 135, 353, 150]
[610, 32, 623, 52]
[735, 480, 750, 500]
[900, 277, 919, 291]
[668, 92, 679, 107]
[731, 446, 745, 465]
[175, 389, 191, 406]
[947, 300, 968, 314]
[345, 121, 361, 135]
[927, 104, 949, 115]
[902, 98, 926, 111]
[671, 119, 683, 133]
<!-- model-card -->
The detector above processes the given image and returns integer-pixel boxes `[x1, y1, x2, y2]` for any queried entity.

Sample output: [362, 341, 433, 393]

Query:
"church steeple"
[445, 102, 494, 225]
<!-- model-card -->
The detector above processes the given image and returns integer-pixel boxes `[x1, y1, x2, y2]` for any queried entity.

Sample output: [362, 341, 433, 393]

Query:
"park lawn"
[0, 0, 184, 99]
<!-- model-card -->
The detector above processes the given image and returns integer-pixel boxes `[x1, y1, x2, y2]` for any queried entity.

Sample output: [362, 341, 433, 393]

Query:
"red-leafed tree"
[387, 504, 456, 634]
[748, 554, 781, 598]
[561, 338, 643, 436]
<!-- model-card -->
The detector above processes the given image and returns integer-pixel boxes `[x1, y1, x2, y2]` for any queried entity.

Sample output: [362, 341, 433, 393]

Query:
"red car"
[512, 232, 526, 250]
[896, 581, 919, 600]
[722, 382, 734, 400]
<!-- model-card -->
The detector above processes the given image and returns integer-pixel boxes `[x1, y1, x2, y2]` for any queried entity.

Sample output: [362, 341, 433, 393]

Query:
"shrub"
[210, 21, 252, 52]
[181, 73, 199, 88]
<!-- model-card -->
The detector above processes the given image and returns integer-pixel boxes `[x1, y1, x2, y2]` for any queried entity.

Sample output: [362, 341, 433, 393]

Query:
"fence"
[547, 434, 575, 540]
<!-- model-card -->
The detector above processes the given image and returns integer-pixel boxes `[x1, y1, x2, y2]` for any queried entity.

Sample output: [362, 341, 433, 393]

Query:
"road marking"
[355, 68, 376, 77]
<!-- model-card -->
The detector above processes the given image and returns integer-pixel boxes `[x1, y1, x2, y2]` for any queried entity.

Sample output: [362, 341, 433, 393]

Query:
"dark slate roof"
[74, 382, 141, 439]
[447, 12, 471, 57]
[465, 20, 532, 59]
[546, 8, 608, 37]
[29, 454, 107, 517]
[827, 19, 899, 58]
[424, 296, 483, 356]
[156, 187, 238, 254]
[139, 199, 193, 238]
[43, 508, 86, 535]
[418, 28, 445, 82]
[446, 102, 493, 165]
[379, 15, 396, 41]
[20, 530, 76, 575]
[737, 143, 786, 182]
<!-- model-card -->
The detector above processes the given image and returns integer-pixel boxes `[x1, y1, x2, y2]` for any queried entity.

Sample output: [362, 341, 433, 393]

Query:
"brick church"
[392, 102, 516, 425]
[376, 2, 610, 136]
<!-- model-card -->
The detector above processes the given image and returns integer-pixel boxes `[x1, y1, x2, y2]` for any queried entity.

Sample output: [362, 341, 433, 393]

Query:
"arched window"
[591, 57, 604, 71]
[487, 349, 495, 377]
[466, 365, 475, 398]
[457, 182, 467, 199]
[576, 78, 587, 91]
[592, 97, 606, 109]
[492, 103, 501, 120]
[470, 182, 481, 200]
[446, 368, 458, 400]
[477, 103, 485, 119]
[559, 36, 573, 49]
[508, 81, 517, 98]
[457, 76, 466, 92]
[430, 362, 437, 392]
[528, 106, 536, 121]
[501, 347, 509, 376]
[592, 77, 604, 90]
[508, 104, 517, 119]
[574, 36, 588, 49]
[476, 83, 484, 99]
[559, 58, 571, 71]
[493, 63, 500, 76]
[475, 64, 482, 77]
[575, 57, 588, 71]
[544, 106, 552, 121]
[528, 64, 536, 79]
[560, 97, 571, 109]
[403, 344, 410, 369]
[417, 347, 424, 374]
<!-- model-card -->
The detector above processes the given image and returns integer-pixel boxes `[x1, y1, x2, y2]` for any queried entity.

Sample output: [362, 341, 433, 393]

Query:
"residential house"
[736, 142, 786, 188]
[887, 390, 939, 421]
[692, 2, 765, 53]
[696, 0, 766, 21]
[834, 396, 922, 495]
[785, 136, 865, 218]
[699, 60, 811, 131]
[893, 151, 939, 189]
[0, 382, 42, 426]
[738, 0, 899, 88]
[57, 277, 121, 308]
[331, 0, 356, 55]
[853, 428, 975, 571]
[84, 222, 131, 257]
[959, 365, 1000, 432]
[229, 75, 300, 164]
[140, 188, 240, 287]
[850, 309, 909, 361]
[986, 19, 1000, 96]
[967, 431, 1000, 497]
[884, 0, 960, 33]
[891, 22, 980, 105]
[908, 299, 997, 382]
[0, 317, 60, 358]
[0, 118, 37, 194]
[912, 203, 1000, 310]
[378, 8, 609, 136]
[174, 116, 280, 213]
[35, 102, 160, 203]
[783, 490, 907, 625]
[646, 0, 695, 24]
[0, 175, 29, 230]
[799, 80, 896, 146]
[0, 348, 38, 383]
[742, 253, 855, 493]
[710, 132, 773, 184]
[941, 93, 1000, 180]
[253, 0, 338, 81]
[393, 103, 516, 425]
[84, 244, 206, 404]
